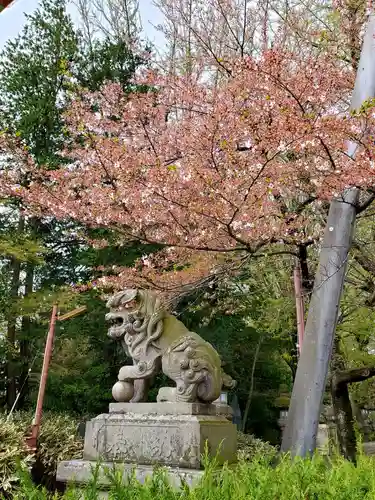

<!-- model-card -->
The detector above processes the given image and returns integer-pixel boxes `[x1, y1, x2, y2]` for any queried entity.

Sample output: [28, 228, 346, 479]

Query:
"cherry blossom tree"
[1, 46, 374, 296]
[154, 0, 366, 78]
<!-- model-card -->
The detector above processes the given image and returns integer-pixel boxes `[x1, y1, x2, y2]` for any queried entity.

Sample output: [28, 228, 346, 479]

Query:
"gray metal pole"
[281, 13, 375, 457]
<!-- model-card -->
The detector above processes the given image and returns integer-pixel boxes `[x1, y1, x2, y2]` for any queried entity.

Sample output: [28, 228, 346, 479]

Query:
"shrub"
[0, 416, 34, 496]
[36, 412, 83, 488]
[11, 452, 375, 499]
[0, 411, 83, 496]
[237, 431, 277, 461]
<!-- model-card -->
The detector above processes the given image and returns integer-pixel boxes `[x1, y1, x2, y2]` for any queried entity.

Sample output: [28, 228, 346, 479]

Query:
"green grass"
[8, 452, 375, 500]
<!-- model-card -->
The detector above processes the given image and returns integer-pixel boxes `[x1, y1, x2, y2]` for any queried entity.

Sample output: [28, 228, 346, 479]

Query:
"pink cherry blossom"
[1, 48, 374, 293]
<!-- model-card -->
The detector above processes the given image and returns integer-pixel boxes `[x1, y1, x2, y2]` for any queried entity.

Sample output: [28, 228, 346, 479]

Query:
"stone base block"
[108, 402, 233, 418]
[57, 460, 209, 491]
[83, 402, 237, 469]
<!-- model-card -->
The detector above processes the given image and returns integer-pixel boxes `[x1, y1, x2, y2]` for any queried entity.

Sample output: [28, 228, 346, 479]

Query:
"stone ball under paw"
[112, 381, 134, 402]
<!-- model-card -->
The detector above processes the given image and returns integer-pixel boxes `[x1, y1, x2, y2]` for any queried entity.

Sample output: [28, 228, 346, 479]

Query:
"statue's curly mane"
[135, 290, 165, 323]
[108, 289, 166, 355]
[134, 291, 166, 352]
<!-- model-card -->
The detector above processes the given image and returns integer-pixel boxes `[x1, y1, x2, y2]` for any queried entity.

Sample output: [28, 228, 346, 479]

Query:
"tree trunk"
[297, 243, 311, 292]
[6, 258, 21, 409]
[331, 367, 375, 461]
[351, 396, 369, 442]
[18, 260, 35, 408]
[6, 216, 24, 410]
[329, 337, 353, 460]
[331, 376, 357, 462]
[242, 336, 262, 432]
[281, 13, 375, 457]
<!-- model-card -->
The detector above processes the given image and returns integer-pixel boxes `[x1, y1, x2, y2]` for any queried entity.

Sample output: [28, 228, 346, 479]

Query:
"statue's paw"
[157, 387, 176, 402]
[118, 366, 131, 381]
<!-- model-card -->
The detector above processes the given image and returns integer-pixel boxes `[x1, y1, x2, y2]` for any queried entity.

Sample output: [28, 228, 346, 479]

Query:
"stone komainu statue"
[106, 289, 236, 404]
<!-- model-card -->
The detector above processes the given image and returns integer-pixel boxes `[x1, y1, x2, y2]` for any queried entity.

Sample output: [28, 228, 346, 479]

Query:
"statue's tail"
[221, 370, 236, 390]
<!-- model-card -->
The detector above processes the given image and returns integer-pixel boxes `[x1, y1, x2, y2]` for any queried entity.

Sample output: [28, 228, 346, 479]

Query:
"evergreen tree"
[0, 0, 149, 410]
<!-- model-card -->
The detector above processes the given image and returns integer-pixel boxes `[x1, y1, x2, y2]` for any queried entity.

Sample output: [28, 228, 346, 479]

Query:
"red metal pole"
[25, 305, 58, 451]
[293, 266, 305, 357]
[0, 0, 15, 11]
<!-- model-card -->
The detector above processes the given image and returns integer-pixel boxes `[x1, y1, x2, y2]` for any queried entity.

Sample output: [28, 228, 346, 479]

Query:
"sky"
[0, 0, 166, 49]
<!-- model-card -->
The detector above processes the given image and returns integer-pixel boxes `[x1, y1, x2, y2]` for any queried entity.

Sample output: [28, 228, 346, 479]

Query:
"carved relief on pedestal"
[88, 415, 202, 468]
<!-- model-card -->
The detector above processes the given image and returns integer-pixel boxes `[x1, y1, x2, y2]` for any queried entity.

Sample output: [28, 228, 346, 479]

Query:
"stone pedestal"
[57, 402, 237, 492]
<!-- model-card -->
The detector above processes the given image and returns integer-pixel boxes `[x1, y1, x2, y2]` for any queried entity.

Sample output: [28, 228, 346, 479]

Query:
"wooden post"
[293, 265, 305, 356]
[25, 305, 58, 451]
[25, 305, 87, 452]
